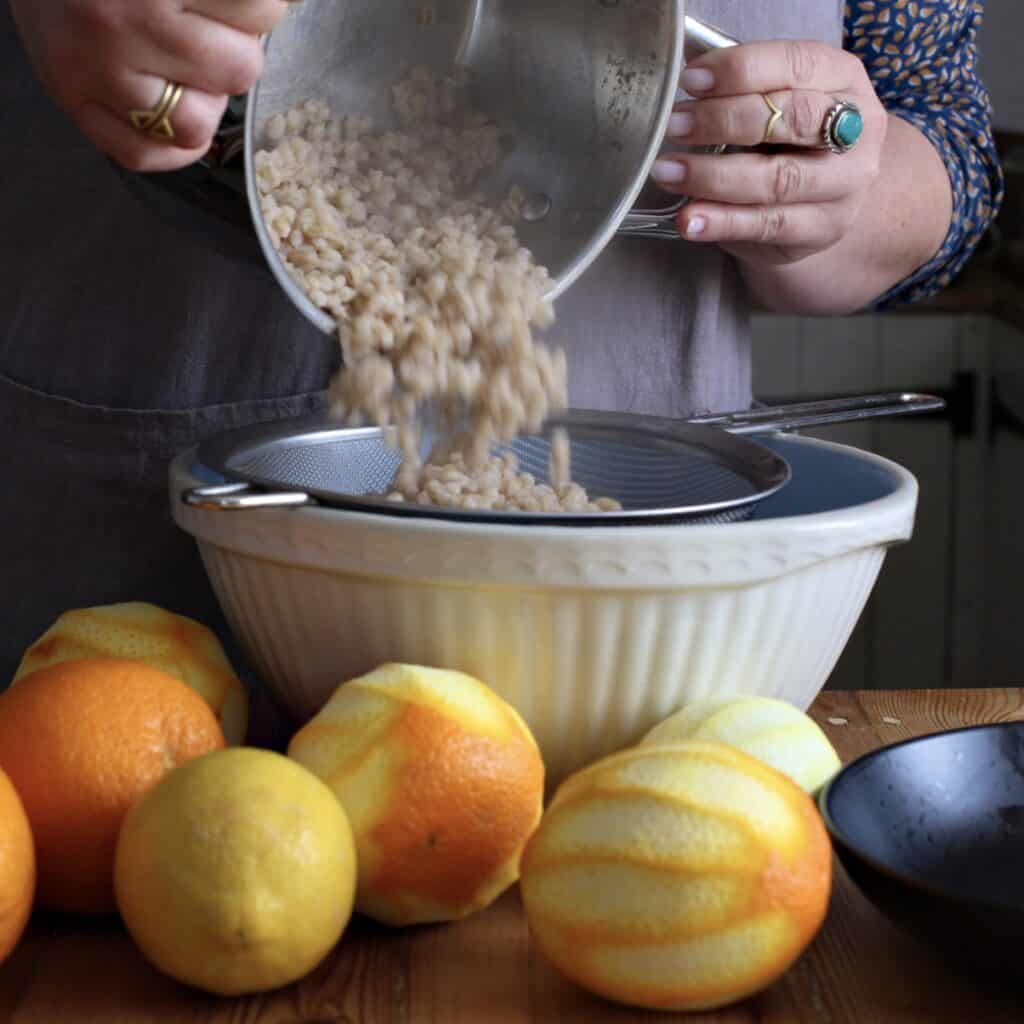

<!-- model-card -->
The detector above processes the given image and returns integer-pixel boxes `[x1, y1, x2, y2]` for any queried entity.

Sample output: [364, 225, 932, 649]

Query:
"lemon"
[114, 748, 356, 996]
[520, 741, 832, 1012]
[641, 696, 841, 793]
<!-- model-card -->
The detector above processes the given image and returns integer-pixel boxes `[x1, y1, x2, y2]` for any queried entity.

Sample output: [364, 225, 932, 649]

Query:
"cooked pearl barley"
[254, 72, 621, 514]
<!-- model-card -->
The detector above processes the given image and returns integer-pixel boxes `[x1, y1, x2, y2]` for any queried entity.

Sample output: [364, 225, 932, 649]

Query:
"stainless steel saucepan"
[121, 3, 735, 300]
[246, 1, 736, 333]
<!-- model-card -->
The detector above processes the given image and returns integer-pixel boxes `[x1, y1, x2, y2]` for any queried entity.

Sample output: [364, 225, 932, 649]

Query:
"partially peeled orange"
[288, 663, 545, 926]
[520, 740, 832, 1012]
[642, 696, 842, 794]
[13, 602, 248, 745]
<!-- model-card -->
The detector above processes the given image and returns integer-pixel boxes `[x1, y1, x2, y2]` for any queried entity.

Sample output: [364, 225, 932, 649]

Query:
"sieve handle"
[688, 392, 947, 435]
[619, 16, 739, 241]
[183, 483, 312, 511]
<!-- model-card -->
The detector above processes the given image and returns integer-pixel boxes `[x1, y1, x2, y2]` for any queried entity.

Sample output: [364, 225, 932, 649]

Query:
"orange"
[14, 602, 248, 744]
[288, 663, 545, 926]
[0, 769, 34, 963]
[520, 740, 832, 1012]
[0, 657, 225, 914]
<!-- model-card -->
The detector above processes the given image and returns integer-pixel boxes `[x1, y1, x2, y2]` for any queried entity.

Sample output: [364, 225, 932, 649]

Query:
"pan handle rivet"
[521, 194, 552, 222]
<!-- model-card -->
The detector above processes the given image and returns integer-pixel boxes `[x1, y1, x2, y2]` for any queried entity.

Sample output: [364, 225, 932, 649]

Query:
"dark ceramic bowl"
[818, 721, 1024, 981]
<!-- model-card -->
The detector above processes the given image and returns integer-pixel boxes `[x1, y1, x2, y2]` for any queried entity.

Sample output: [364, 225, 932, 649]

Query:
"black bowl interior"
[820, 722, 1024, 980]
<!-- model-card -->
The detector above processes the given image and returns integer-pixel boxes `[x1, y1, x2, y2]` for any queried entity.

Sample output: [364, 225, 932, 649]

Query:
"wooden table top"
[2, 688, 1023, 1023]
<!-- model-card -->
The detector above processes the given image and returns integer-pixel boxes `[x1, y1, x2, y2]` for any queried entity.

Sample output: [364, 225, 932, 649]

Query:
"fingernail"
[667, 112, 694, 138]
[685, 215, 708, 238]
[679, 67, 715, 94]
[652, 160, 686, 185]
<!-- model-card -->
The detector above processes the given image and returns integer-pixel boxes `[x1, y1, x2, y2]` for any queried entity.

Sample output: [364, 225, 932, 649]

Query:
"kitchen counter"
[1, 688, 1022, 1023]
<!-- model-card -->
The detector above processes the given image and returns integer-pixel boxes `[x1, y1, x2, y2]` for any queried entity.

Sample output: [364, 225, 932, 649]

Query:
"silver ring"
[820, 99, 864, 155]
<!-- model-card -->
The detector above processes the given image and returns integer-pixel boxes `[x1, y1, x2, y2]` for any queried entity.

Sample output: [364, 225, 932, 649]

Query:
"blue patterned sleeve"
[844, 0, 1004, 307]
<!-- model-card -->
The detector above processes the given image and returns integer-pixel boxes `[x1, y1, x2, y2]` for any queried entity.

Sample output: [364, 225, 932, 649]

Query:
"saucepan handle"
[682, 16, 741, 54]
[618, 15, 739, 241]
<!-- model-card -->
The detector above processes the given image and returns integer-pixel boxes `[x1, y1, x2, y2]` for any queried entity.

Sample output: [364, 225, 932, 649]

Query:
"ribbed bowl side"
[200, 544, 886, 783]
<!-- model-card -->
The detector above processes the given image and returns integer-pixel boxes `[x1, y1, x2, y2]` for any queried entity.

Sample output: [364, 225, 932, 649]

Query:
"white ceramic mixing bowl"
[170, 433, 917, 782]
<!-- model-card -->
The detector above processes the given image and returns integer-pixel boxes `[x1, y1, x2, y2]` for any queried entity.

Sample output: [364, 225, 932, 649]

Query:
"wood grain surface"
[1, 688, 1023, 1024]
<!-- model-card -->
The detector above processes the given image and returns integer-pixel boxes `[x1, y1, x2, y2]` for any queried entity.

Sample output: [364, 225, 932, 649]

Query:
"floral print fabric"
[844, 0, 1004, 306]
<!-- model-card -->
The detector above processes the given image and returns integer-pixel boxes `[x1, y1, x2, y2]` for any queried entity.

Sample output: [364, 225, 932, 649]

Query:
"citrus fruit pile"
[0, 600, 841, 1011]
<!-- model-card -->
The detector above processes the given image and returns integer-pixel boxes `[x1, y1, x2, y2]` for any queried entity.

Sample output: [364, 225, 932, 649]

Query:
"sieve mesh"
[230, 434, 404, 496]
[197, 411, 792, 526]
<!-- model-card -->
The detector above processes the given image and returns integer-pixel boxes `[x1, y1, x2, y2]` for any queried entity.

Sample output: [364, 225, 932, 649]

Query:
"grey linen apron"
[0, 1, 840, 682]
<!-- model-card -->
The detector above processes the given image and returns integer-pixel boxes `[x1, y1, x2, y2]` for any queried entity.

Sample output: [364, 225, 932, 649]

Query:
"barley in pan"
[254, 68, 620, 513]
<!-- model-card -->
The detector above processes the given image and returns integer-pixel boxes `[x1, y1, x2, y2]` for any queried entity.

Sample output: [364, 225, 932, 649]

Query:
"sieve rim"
[195, 409, 792, 527]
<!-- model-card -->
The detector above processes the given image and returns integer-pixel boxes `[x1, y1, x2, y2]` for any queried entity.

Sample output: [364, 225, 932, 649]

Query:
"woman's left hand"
[651, 40, 888, 266]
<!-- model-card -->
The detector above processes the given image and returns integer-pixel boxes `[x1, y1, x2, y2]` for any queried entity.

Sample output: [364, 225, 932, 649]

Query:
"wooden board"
[2, 689, 1023, 1023]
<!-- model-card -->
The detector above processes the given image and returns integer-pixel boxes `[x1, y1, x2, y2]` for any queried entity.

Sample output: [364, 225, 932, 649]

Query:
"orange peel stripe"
[324, 737, 401, 793]
[524, 850, 762, 877]
[523, 898, 771, 948]
[563, 743, 794, 794]
[533, 915, 806, 1010]
[348, 680, 525, 744]
[537, 785, 777, 849]
[554, 743, 747, 782]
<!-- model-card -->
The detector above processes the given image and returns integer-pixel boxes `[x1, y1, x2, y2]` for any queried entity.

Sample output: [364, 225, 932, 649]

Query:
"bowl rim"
[174, 432, 918, 541]
[170, 432, 920, 588]
[818, 720, 1024, 918]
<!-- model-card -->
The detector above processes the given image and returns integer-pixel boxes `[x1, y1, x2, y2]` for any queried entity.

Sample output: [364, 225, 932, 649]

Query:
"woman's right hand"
[9, 0, 293, 172]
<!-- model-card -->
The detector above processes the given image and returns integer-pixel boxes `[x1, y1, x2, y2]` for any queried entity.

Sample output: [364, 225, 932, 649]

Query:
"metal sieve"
[184, 393, 944, 526]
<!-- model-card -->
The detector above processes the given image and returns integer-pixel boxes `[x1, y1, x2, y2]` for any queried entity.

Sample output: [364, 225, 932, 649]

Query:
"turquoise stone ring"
[821, 100, 863, 154]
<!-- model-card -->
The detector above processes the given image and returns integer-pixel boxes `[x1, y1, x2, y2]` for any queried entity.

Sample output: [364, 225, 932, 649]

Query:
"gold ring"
[761, 93, 783, 146]
[129, 81, 184, 141]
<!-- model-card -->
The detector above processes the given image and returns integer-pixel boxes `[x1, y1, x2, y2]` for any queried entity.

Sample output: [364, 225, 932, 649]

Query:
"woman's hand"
[9, 0, 292, 172]
[652, 40, 889, 268]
